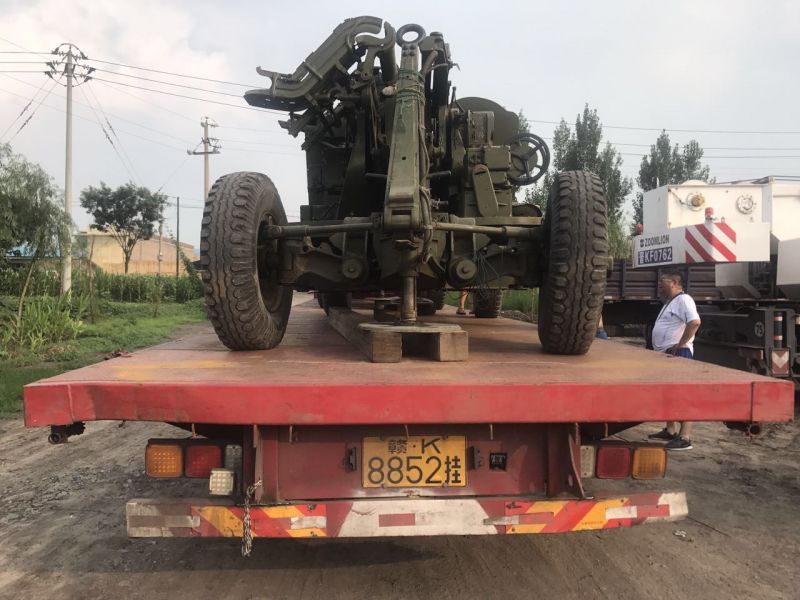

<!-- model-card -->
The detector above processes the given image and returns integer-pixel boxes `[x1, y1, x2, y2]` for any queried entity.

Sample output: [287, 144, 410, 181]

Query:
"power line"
[157, 149, 196, 193]
[89, 68, 247, 98]
[0, 36, 53, 59]
[530, 118, 800, 136]
[0, 82, 189, 152]
[93, 79, 202, 124]
[78, 84, 141, 184]
[619, 152, 800, 159]
[83, 55, 263, 88]
[217, 138, 296, 148]
[3, 79, 58, 143]
[2, 73, 196, 147]
[90, 76, 283, 115]
[0, 75, 51, 141]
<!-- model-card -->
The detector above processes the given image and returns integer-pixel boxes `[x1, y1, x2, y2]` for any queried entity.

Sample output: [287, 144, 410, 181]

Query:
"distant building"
[77, 230, 194, 275]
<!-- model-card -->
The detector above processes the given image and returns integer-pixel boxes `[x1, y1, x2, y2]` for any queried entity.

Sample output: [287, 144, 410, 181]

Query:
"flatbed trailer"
[24, 300, 794, 545]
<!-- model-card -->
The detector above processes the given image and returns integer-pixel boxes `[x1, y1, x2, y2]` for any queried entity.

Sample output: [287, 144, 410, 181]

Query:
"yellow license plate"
[362, 435, 467, 488]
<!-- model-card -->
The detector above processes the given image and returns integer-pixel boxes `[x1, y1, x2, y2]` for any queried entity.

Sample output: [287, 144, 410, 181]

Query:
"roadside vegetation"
[445, 289, 538, 320]
[0, 142, 207, 416]
[0, 293, 206, 416]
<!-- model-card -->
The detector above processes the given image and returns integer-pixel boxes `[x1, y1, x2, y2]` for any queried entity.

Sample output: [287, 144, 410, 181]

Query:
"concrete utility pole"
[187, 117, 220, 201]
[61, 48, 74, 294]
[49, 43, 91, 295]
[175, 196, 180, 278]
[157, 217, 164, 276]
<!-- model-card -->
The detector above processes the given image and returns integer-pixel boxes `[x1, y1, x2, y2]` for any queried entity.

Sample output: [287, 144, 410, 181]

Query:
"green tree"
[0, 143, 70, 330]
[80, 182, 167, 273]
[518, 106, 633, 257]
[632, 131, 712, 229]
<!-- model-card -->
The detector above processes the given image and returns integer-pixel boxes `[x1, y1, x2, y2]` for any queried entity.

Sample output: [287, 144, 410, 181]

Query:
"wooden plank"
[326, 307, 402, 362]
[326, 307, 468, 363]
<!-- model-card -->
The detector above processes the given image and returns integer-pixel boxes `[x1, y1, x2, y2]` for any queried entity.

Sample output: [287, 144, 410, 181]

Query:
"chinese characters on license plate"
[362, 436, 467, 488]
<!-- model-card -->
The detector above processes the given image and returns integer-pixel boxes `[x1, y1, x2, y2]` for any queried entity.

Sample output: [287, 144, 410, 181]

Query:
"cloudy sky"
[1, 0, 798, 250]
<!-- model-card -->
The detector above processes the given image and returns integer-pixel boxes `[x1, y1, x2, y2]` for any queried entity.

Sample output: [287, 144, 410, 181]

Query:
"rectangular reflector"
[145, 443, 183, 478]
[185, 444, 222, 478]
[224, 444, 243, 471]
[579, 445, 596, 478]
[632, 447, 667, 479]
[209, 468, 236, 496]
[596, 446, 631, 479]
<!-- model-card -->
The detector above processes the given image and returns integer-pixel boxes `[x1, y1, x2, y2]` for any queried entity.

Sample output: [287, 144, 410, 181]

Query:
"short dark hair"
[660, 271, 683, 288]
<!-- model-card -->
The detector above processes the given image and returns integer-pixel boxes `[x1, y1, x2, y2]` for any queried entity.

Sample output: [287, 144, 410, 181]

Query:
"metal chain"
[241, 479, 262, 557]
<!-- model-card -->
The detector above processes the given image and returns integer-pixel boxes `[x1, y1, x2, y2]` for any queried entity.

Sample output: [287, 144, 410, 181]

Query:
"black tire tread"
[473, 289, 503, 318]
[537, 170, 608, 355]
[200, 171, 292, 350]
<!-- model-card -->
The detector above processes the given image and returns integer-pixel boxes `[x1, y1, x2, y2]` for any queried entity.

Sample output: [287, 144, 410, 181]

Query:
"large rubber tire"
[200, 172, 293, 350]
[425, 289, 446, 311]
[537, 171, 608, 355]
[473, 289, 503, 318]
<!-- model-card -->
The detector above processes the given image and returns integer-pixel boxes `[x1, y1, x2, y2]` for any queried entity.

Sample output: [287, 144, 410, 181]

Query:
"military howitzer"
[200, 16, 608, 355]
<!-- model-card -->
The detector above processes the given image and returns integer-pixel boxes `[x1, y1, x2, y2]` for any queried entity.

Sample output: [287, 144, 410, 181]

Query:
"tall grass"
[0, 267, 203, 303]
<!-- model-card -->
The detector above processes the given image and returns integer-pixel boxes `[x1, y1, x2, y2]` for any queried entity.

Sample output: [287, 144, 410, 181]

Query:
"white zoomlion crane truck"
[603, 176, 800, 385]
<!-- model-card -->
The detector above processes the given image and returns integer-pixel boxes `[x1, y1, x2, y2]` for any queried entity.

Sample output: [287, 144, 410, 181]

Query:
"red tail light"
[185, 444, 222, 478]
[596, 446, 632, 479]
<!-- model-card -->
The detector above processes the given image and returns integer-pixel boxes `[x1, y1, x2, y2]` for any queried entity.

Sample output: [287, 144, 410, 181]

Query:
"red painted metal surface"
[24, 301, 794, 427]
[255, 424, 550, 501]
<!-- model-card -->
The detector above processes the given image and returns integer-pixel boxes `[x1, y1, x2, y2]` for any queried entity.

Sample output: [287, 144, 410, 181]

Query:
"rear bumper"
[127, 492, 688, 538]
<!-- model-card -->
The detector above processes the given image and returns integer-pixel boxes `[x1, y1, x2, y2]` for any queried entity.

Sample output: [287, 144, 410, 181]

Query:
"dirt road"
[1, 326, 798, 599]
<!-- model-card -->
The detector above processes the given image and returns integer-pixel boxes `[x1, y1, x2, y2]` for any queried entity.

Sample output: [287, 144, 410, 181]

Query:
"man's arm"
[668, 319, 701, 354]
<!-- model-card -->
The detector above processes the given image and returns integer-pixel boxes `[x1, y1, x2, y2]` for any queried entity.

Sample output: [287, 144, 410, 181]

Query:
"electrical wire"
[89, 67, 248, 98]
[83, 56, 263, 88]
[530, 118, 800, 136]
[2, 73, 196, 147]
[90, 76, 283, 115]
[92, 79, 199, 124]
[0, 83, 189, 152]
[0, 75, 51, 142]
[3, 79, 58, 143]
[78, 84, 140, 184]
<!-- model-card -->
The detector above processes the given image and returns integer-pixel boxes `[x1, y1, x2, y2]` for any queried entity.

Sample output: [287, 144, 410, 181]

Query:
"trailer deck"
[24, 300, 794, 428]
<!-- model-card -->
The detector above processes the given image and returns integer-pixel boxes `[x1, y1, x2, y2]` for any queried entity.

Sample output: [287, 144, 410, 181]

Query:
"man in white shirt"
[648, 271, 702, 450]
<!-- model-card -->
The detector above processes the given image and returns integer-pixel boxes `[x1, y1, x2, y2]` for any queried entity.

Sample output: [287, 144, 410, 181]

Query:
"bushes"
[0, 267, 203, 303]
[1, 293, 86, 356]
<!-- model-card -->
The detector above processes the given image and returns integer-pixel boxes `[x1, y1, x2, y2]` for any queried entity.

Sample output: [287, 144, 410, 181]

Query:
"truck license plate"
[362, 436, 466, 488]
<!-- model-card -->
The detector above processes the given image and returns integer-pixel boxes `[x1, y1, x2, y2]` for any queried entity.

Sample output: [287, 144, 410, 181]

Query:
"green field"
[444, 289, 538, 316]
[0, 299, 206, 416]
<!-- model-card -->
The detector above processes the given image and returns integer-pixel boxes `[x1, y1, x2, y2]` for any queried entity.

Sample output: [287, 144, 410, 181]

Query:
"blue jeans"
[670, 348, 693, 358]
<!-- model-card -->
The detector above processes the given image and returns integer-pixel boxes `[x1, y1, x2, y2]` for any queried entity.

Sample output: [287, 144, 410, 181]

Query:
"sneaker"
[665, 437, 693, 451]
[647, 428, 677, 441]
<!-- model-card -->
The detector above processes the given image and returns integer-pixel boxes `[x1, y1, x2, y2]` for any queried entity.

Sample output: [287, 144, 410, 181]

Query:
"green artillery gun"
[201, 16, 608, 354]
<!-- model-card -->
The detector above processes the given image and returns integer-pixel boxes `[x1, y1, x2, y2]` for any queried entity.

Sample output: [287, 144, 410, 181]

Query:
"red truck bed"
[24, 301, 794, 428]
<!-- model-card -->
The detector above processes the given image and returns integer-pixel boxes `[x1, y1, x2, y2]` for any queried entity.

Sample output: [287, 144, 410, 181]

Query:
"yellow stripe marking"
[263, 506, 304, 519]
[525, 500, 568, 516]
[573, 498, 627, 531]
[287, 528, 327, 538]
[197, 507, 244, 537]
